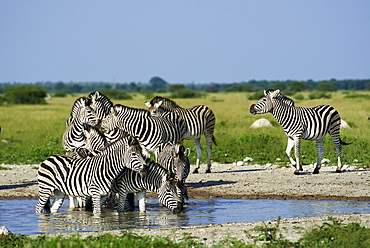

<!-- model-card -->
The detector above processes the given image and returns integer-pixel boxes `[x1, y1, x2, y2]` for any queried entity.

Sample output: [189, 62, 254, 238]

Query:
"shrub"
[54, 90, 71, 97]
[98, 89, 132, 100]
[169, 89, 205, 99]
[247, 91, 264, 100]
[5, 85, 47, 104]
[308, 91, 332, 100]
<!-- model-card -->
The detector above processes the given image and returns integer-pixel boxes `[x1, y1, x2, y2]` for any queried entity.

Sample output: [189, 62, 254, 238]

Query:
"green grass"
[1, 217, 370, 247]
[0, 92, 369, 168]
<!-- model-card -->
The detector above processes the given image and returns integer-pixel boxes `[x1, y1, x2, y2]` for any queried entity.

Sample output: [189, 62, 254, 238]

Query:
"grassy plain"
[0, 91, 369, 168]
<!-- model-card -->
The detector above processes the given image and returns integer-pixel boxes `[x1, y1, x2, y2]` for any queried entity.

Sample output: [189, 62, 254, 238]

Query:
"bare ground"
[1, 162, 370, 246]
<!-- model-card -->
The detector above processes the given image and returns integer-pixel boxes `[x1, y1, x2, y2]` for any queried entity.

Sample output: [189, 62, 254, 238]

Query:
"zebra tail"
[212, 135, 217, 146]
[340, 138, 351, 146]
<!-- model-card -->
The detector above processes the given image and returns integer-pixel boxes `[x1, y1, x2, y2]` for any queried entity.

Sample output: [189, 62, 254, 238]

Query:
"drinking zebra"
[35, 136, 147, 215]
[101, 104, 186, 159]
[111, 159, 183, 213]
[157, 141, 190, 202]
[145, 96, 217, 173]
[250, 89, 350, 175]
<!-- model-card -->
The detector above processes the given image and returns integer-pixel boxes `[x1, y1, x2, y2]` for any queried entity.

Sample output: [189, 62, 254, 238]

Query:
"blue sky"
[1, 1, 369, 84]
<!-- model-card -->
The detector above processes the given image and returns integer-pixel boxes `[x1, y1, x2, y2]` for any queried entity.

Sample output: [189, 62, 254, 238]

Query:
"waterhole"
[0, 198, 369, 235]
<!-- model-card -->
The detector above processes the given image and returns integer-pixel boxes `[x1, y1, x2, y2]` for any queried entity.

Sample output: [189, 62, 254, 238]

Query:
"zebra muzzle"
[249, 104, 257, 115]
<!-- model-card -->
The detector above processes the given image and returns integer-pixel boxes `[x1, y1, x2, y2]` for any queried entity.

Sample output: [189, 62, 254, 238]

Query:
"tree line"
[0, 77, 369, 104]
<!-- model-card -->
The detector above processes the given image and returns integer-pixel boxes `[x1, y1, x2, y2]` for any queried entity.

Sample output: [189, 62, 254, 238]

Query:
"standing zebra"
[35, 136, 147, 215]
[250, 89, 350, 175]
[62, 97, 101, 152]
[145, 96, 217, 173]
[101, 104, 185, 159]
[111, 159, 183, 213]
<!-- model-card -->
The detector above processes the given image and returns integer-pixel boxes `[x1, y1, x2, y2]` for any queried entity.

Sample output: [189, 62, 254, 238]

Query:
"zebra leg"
[205, 135, 213, 173]
[192, 138, 202, 173]
[313, 139, 324, 174]
[285, 138, 297, 166]
[117, 191, 128, 212]
[293, 137, 302, 175]
[125, 193, 135, 211]
[137, 190, 147, 212]
[50, 190, 65, 213]
[35, 188, 53, 213]
[332, 136, 343, 173]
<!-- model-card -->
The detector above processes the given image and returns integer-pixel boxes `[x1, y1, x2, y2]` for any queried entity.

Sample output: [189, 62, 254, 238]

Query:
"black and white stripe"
[35, 136, 147, 215]
[145, 96, 217, 173]
[101, 104, 185, 159]
[250, 89, 350, 175]
[111, 159, 183, 213]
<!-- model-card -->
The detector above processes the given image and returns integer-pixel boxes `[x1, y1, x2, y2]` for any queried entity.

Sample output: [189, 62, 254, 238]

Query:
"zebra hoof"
[335, 170, 342, 173]
[205, 169, 211, 173]
[293, 170, 300, 175]
[313, 169, 320, 174]
[193, 169, 199, 174]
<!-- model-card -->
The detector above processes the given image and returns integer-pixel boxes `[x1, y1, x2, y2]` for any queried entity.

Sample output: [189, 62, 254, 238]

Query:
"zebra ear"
[144, 101, 151, 107]
[110, 106, 118, 116]
[184, 148, 190, 157]
[271, 89, 280, 98]
[154, 100, 163, 108]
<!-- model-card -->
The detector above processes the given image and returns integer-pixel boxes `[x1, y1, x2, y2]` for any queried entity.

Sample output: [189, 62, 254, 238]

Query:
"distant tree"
[204, 86, 219, 93]
[98, 89, 132, 100]
[5, 85, 47, 104]
[148, 77, 169, 92]
[169, 89, 205, 98]
[288, 81, 312, 93]
[168, 84, 186, 93]
[270, 82, 287, 91]
[316, 82, 337, 92]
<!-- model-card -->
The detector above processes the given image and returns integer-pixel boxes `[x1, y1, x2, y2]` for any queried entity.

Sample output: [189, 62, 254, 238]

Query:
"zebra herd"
[36, 89, 350, 215]
[36, 91, 215, 215]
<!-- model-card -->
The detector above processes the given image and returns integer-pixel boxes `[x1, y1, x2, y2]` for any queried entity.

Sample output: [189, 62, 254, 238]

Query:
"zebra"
[62, 97, 101, 152]
[249, 89, 350, 175]
[35, 136, 147, 215]
[88, 91, 114, 121]
[157, 141, 190, 202]
[65, 126, 108, 159]
[145, 96, 217, 173]
[100, 104, 186, 159]
[111, 159, 183, 213]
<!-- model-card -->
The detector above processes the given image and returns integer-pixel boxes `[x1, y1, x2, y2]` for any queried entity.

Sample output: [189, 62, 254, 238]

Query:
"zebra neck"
[271, 104, 298, 128]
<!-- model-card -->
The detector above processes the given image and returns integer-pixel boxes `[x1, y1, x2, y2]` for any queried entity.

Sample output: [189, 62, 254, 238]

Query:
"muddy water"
[0, 198, 369, 235]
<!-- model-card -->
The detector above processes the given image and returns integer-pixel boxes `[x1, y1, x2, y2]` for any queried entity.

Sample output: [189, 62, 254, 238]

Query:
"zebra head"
[101, 105, 124, 132]
[82, 126, 108, 152]
[250, 89, 281, 115]
[145, 100, 165, 116]
[158, 141, 190, 186]
[158, 171, 183, 214]
[76, 105, 102, 127]
[123, 137, 148, 177]
[88, 91, 114, 120]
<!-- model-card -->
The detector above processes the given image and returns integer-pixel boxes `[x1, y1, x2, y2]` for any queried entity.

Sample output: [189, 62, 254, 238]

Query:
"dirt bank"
[1, 162, 369, 245]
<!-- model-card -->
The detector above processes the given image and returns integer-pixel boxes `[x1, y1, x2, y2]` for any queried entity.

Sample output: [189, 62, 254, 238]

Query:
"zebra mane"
[265, 89, 295, 107]
[149, 96, 181, 108]
[88, 91, 114, 108]
[113, 104, 150, 116]
[70, 97, 91, 118]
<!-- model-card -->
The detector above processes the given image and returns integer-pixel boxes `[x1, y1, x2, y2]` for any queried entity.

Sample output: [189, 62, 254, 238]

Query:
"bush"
[54, 90, 71, 97]
[308, 91, 332, 100]
[247, 91, 264, 100]
[5, 85, 47, 104]
[98, 89, 132, 100]
[169, 89, 205, 99]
